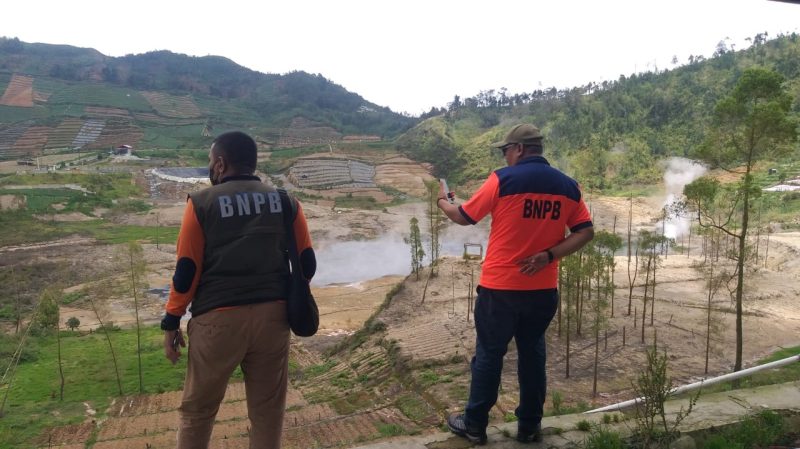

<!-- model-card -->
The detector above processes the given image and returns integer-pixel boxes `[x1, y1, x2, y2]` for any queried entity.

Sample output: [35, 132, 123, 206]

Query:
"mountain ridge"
[0, 37, 416, 158]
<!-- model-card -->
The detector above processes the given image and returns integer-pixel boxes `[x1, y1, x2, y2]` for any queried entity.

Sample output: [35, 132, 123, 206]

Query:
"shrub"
[583, 428, 625, 449]
[551, 390, 564, 415]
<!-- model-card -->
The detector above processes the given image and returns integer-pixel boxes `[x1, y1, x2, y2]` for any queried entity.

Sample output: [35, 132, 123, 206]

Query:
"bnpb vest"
[188, 178, 292, 316]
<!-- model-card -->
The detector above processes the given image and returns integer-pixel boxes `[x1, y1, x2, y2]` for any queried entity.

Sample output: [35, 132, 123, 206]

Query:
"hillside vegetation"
[398, 33, 800, 191]
[0, 37, 415, 159]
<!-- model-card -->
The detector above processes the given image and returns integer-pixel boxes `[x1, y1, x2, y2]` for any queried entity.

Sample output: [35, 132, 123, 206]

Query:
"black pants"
[464, 287, 558, 429]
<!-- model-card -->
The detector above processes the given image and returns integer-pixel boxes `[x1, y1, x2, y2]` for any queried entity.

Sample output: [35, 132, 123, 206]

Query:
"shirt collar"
[221, 174, 261, 183]
[517, 155, 550, 166]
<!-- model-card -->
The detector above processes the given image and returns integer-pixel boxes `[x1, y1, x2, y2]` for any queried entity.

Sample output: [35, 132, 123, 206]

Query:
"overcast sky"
[2, 0, 799, 115]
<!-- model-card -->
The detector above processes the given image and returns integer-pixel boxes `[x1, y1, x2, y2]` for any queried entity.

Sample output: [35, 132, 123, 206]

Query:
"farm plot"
[12, 126, 50, 156]
[48, 85, 152, 111]
[132, 111, 205, 126]
[0, 74, 34, 107]
[45, 118, 83, 149]
[72, 119, 105, 148]
[84, 106, 132, 119]
[0, 122, 29, 158]
[374, 155, 434, 198]
[288, 157, 376, 189]
[142, 92, 203, 118]
[88, 119, 143, 149]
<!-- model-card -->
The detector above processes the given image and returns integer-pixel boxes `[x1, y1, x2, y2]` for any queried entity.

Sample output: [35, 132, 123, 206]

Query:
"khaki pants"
[177, 301, 289, 449]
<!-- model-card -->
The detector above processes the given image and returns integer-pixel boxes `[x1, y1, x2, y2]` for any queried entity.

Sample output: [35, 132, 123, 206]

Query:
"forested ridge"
[398, 33, 800, 189]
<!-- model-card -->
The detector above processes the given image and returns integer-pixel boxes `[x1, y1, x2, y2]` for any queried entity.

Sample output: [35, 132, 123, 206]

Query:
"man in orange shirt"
[438, 124, 593, 444]
[161, 131, 315, 449]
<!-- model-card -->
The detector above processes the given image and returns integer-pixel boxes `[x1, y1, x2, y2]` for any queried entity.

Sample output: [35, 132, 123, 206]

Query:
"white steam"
[660, 157, 706, 239]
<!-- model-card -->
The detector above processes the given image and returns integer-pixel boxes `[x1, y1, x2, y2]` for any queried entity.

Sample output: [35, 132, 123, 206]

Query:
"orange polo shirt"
[459, 156, 592, 291]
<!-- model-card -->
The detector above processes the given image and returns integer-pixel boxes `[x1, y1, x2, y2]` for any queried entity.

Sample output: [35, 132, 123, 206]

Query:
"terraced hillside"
[0, 70, 405, 160]
[0, 40, 416, 160]
[37, 344, 425, 449]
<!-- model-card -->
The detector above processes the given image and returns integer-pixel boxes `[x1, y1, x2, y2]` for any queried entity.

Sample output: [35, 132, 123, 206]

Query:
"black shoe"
[517, 422, 542, 443]
[447, 413, 487, 445]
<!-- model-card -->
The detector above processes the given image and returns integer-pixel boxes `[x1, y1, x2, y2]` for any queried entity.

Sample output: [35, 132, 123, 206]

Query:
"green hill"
[397, 33, 800, 191]
[0, 37, 415, 159]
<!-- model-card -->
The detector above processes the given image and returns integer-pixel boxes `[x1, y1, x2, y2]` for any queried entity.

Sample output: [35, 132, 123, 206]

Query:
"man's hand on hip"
[516, 252, 550, 276]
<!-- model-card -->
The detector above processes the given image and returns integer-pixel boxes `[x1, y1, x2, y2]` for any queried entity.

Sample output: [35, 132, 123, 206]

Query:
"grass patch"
[447, 383, 468, 402]
[334, 195, 379, 209]
[697, 410, 785, 449]
[0, 212, 178, 246]
[377, 423, 406, 437]
[303, 360, 336, 378]
[0, 172, 145, 215]
[60, 292, 85, 305]
[417, 369, 452, 388]
[330, 390, 376, 415]
[0, 325, 190, 448]
[583, 427, 626, 449]
[396, 394, 431, 422]
[330, 371, 355, 389]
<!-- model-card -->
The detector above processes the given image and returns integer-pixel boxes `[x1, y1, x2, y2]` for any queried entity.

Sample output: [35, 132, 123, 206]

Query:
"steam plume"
[660, 157, 706, 239]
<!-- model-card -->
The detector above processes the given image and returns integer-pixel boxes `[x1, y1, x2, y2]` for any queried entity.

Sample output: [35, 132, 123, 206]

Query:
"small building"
[113, 144, 133, 155]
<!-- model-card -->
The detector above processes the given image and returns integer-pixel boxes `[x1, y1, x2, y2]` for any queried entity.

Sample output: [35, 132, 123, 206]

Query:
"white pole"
[585, 354, 800, 414]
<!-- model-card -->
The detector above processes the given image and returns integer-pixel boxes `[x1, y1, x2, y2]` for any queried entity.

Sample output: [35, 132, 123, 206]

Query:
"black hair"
[212, 131, 257, 173]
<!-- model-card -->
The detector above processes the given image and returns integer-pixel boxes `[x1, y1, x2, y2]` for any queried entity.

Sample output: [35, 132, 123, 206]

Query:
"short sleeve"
[567, 197, 593, 232]
[459, 172, 500, 225]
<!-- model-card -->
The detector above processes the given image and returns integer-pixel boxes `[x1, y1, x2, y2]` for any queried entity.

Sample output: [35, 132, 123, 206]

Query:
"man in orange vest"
[162, 131, 315, 449]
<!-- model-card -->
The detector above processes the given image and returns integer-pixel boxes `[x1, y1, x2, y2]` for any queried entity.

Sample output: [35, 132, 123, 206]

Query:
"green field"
[0, 212, 178, 246]
[47, 84, 152, 111]
[0, 326, 188, 448]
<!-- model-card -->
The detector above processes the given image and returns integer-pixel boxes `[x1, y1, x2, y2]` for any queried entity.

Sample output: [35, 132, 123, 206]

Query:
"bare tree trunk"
[626, 197, 634, 315]
[733, 166, 753, 374]
[593, 322, 599, 397]
[650, 251, 656, 327]
[557, 264, 563, 336]
[576, 254, 584, 337]
[566, 297, 571, 379]
[754, 199, 762, 264]
[627, 246, 640, 317]
[130, 251, 144, 394]
[156, 212, 160, 250]
[57, 314, 64, 401]
[88, 298, 123, 396]
[705, 265, 714, 374]
[11, 267, 21, 335]
[641, 256, 651, 343]
[611, 215, 617, 318]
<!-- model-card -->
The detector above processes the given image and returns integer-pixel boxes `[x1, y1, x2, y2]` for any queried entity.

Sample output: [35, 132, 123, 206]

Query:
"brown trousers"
[177, 301, 289, 449]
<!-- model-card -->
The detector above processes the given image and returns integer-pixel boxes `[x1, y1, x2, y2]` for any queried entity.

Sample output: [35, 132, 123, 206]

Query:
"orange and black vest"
[188, 176, 292, 316]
